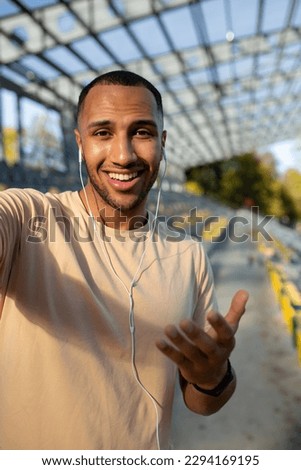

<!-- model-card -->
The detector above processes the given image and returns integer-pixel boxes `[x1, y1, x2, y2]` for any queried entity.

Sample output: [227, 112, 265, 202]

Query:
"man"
[0, 70, 248, 450]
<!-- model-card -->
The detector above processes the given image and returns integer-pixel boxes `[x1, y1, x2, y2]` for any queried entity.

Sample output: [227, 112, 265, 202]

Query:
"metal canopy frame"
[1, 0, 301, 173]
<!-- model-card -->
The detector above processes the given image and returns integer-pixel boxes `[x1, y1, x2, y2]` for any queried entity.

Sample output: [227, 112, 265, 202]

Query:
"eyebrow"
[133, 119, 158, 129]
[87, 119, 158, 130]
[87, 120, 111, 129]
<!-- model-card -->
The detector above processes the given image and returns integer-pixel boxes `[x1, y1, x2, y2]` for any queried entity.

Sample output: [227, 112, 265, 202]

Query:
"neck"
[79, 185, 148, 231]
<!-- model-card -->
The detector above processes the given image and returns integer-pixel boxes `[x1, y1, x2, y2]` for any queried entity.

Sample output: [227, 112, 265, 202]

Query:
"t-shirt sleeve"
[0, 189, 44, 292]
[0, 190, 24, 290]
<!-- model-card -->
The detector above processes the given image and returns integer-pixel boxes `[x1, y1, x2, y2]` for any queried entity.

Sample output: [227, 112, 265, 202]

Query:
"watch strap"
[191, 359, 234, 397]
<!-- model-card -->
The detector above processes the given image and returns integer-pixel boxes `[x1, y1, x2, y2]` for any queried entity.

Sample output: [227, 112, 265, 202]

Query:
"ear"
[74, 128, 83, 157]
[160, 130, 167, 160]
[161, 130, 167, 147]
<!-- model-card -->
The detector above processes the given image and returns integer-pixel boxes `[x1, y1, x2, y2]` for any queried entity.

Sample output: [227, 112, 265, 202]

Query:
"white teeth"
[108, 172, 138, 181]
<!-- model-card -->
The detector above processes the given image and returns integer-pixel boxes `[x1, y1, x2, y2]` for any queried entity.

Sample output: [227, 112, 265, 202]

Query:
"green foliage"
[282, 169, 301, 220]
[186, 163, 222, 195]
[278, 186, 299, 225]
[185, 152, 300, 225]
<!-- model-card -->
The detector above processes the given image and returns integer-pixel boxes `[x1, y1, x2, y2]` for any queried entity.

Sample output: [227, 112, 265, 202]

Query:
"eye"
[135, 128, 152, 137]
[94, 129, 111, 137]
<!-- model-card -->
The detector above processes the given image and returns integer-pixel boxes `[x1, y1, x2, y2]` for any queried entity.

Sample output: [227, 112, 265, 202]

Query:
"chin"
[109, 196, 147, 213]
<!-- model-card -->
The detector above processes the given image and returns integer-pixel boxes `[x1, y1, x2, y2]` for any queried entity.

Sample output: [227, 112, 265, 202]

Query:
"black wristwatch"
[191, 359, 234, 397]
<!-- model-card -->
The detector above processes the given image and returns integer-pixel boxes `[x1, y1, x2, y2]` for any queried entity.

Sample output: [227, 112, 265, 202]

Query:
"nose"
[111, 136, 138, 167]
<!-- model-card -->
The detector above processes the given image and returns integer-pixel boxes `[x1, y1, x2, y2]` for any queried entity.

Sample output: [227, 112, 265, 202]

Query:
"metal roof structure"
[1, 0, 301, 174]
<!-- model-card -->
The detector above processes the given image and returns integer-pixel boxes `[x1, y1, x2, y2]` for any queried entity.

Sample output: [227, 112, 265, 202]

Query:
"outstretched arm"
[156, 289, 249, 415]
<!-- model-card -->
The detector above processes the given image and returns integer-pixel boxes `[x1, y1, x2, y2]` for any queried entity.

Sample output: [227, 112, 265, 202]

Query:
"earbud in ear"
[78, 149, 82, 163]
[162, 148, 167, 161]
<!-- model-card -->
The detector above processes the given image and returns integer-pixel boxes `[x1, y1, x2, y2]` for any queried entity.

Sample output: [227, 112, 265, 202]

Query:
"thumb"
[225, 289, 249, 333]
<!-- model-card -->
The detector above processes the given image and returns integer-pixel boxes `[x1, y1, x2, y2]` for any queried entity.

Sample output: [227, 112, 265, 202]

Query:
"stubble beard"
[86, 163, 160, 214]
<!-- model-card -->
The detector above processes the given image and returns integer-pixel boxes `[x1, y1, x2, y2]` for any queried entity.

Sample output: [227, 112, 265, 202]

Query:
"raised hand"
[156, 290, 249, 388]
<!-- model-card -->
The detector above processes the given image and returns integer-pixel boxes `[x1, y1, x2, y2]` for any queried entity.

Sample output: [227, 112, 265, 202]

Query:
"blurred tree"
[185, 162, 222, 195]
[185, 152, 299, 224]
[268, 179, 284, 218]
[277, 185, 299, 226]
[219, 153, 275, 212]
[185, 180, 203, 195]
[282, 169, 301, 221]
[259, 152, 278, 177]
[282, 170, 301, 207]
[3, 127, 20, 166]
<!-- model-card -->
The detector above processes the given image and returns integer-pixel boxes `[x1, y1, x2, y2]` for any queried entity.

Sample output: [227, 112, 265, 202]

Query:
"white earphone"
[78, 146, 167, 450]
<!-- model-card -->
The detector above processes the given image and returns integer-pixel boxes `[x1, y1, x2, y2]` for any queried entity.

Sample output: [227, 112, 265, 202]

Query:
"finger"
[155, 338, 189, 367]
[203, 311, 236, 345]
[163, 325, 208, 362]
[178, 320, 223, 358]
[224, 289, 249, 332]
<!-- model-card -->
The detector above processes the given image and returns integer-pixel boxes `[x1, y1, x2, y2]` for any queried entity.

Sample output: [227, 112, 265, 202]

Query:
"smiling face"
[75, 84, 166, 223]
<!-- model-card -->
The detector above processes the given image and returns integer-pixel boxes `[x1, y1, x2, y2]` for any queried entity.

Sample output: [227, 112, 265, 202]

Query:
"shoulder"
[0, 188, 44, 203]
[0, 188, 79, 217]
[0, 188, 46, 215]
[43, 190, 81, 216]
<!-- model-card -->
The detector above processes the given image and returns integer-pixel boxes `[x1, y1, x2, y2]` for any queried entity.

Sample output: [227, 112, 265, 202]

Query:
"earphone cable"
[78, 154, 167, 450]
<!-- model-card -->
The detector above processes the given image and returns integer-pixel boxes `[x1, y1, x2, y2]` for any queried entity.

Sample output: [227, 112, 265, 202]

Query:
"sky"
[266, 140, 301, 175]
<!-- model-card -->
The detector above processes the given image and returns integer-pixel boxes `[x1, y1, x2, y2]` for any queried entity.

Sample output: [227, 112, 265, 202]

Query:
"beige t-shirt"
[0, 189, 217, 450]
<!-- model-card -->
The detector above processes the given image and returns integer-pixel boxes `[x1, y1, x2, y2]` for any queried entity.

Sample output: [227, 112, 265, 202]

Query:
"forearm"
[179, 366, 236, 416]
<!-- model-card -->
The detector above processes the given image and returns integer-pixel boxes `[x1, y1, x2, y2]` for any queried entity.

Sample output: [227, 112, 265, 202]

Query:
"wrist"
[195, 361, 228, 390]
[191, 359, 235, 397]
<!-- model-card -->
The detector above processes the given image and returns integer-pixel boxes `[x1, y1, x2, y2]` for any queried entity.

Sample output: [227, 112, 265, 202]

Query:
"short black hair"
[76, 70, 164, 127]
